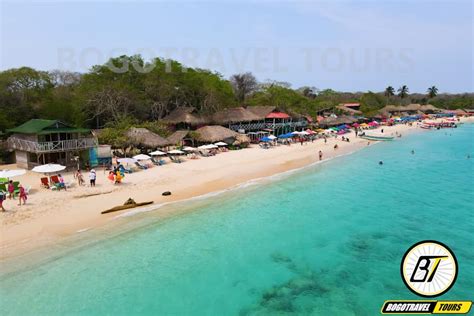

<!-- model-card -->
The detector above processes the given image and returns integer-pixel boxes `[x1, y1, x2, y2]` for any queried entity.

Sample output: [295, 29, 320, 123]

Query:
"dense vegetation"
[1, 54, 473, 133]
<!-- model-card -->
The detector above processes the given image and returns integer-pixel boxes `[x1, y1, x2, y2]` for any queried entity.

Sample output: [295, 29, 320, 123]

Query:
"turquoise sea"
[1, 125, 473, 315]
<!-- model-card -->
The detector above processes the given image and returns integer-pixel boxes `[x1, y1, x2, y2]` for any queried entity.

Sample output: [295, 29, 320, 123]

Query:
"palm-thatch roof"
[126, 127, 170, 148]
[167, 130, 189, 145]
[319, 116, 357, 127]
[212, 107, 261, 124]
[336, 105, 362, 115]
[233, 133, 251, 145]
[246, 106, 277, 120]
[193, 125, 238, 143]
[419, 104, 440, 112]
[162, 107, 209, 125]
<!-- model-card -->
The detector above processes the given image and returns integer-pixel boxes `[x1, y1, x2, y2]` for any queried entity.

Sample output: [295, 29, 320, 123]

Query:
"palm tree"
[384, 86, 395, 97]
[398, 85, 409, 99]
[427, 86, 438, 98]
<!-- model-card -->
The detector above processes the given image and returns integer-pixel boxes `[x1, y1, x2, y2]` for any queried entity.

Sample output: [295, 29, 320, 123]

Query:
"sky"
[1, 0, 472, 93]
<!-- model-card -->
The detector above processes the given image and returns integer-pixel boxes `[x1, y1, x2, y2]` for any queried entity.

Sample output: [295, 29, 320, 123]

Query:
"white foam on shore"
[112, 148, 362, 219]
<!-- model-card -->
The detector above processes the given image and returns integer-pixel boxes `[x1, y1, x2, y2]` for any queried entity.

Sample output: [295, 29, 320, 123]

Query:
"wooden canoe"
[101, 201, 153, 214]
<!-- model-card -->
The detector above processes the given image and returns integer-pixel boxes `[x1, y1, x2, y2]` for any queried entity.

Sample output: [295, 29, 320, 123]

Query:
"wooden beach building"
[7, 119, 98, 169]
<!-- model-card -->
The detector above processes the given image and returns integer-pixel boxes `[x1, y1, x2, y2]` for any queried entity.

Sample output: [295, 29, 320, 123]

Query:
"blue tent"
[278, 133, 293, 139]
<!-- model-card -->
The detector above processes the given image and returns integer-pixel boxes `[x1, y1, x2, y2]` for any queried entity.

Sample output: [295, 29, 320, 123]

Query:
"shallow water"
[1, 125, 473, 315]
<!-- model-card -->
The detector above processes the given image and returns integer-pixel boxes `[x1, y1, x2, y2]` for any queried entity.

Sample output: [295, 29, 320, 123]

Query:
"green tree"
[398, 85, 409, 98]
[384, 86, 395, 97]
[427, 86, 438, 99]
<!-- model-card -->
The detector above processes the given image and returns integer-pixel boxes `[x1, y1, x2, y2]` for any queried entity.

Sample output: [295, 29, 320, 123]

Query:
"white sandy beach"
[0, 120, 469, 260]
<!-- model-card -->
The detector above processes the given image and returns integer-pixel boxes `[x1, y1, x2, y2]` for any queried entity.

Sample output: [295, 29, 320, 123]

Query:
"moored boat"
[360, 132, 394, 141]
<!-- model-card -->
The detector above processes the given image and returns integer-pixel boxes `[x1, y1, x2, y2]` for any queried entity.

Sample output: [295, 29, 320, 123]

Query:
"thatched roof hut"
[336, 105, 362, 115]
[212, 107, 261, 124]
[167, 130, 189, 145]
[193, 125, 238, 143]
[126, 127, 170, 148]
[162, 107, 209, 125]
[319, 116, 357, 127]
[246, 106, 277, 120]
[233, 133, 251, 146]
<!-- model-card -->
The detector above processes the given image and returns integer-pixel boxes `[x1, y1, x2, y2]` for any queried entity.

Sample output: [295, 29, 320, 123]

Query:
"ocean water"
[1, 125, 473, 315]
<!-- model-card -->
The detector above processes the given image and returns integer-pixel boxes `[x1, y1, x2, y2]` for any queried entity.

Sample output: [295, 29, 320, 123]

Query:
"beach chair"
[0, 183, 6, 192]
[13, 181, 20, 197]
[50, 176, 65, 191]
[0, 177, 8, 184]
[169, 156, 182, 163]
[40, 177, 50, 189]
[134, 162, 148, 170]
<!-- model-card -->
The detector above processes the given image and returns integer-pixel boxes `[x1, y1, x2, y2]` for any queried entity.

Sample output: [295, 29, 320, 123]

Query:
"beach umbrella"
[32, 164, 66, 174]
[214, 142, 228, 146]
[0, 169, 26, 178]
[260, 137, 272, 142]
[200, 144, 218, 149]
[182, 147, 197, 152]
[268, 135, 277, 140]
[299, 131, 310, 135]
[352, 123, 360, 127]
[117, 158, 137, 165]
[168, 149, 184, 155]
[149, 150, 166, 156]
[133, 154, 151, 161]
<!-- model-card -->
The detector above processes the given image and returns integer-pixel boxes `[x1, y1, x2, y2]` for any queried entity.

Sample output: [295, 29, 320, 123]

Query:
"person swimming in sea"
[379, 161, 383, 165]
[411, 150, 415, 154]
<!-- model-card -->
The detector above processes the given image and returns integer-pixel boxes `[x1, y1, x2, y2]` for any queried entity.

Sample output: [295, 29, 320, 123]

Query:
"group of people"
[108, 168, 124, 184]
[74, 169, 96, 187]
[0, 180, 28, 212]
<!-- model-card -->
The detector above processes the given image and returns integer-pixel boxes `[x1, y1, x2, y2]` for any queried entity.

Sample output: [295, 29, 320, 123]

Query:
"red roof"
[342, 103, 360, 107]
[266, 112, 290, 119]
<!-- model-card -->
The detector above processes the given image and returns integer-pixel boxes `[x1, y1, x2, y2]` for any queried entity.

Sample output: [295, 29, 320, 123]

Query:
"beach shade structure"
[267, 135, 277, 140]
[168, 149, 185, 155]
[214, 142, 228, 146]
[316, 129, 325, 133]
[0, 169, 27, 178]
[117, 158, 137, 165]
[299, 131, 310, 136]
[368, 122, 378, 127]
[199, 144, 218, 149]
[352, 123, 360, 127]
[260, 136, 272, 142]
[278, 133, 294, 139]
[182, 147, 197, 152]
[149, 150, 166, 156]
[133, 154, 152, 161]
[32, 163, 66, 174]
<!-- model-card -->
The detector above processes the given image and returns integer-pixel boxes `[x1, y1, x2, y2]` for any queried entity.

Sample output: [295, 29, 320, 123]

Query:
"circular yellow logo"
[401, 240, 458, 297]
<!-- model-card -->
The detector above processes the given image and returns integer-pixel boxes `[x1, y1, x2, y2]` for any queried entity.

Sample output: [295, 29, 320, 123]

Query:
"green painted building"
[7, 119, 98, 169]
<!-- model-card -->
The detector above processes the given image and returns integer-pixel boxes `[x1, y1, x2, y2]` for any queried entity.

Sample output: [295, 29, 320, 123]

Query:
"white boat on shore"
[360, 132, 394, 141]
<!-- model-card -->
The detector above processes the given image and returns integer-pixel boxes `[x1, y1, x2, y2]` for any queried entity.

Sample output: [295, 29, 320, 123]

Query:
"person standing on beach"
[334, 144, 338, 150]
[0, 191, 6, 212]
[89, 169, 96, 187]
[319, 150, 323, 161]
[7, 180, 14, 200]
[18, 185, 27, 206]
[75, 169, 85, 186]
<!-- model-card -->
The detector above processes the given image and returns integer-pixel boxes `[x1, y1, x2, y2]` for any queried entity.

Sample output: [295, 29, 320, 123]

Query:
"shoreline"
[0, 120, 469, 261]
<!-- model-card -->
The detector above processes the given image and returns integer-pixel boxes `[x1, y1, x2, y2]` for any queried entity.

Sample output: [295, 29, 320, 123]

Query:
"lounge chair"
[134, 162, 148, 170]
[199, 150, 211, 157]
[50, 176, 66, 191]
[151, 157, 166, 166]
[169, 155, 182, 163]
[40, 177, 50, 189]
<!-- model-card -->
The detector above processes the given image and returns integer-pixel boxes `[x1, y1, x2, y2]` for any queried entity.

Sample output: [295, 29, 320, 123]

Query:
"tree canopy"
[0, 55, 473, 134]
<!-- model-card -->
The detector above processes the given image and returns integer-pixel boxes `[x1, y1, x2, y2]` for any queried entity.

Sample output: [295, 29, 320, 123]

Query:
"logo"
[380, 240, 472, 314]
[401, 240, 457, 297]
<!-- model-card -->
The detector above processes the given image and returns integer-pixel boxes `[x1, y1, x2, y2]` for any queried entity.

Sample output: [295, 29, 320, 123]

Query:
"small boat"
[102, 198, 153, 214]
[360, 132, 394, 141]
